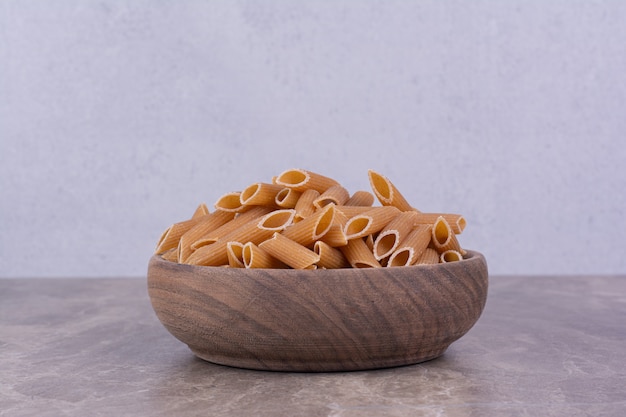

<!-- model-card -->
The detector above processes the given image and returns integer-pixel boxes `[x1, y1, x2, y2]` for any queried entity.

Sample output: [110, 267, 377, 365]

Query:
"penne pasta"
[335, 205, 376, 219]
[344, 206, 401, 240]
[192, 203, 210, 219]
[186, 209, 295, 266]
[415, 247, 440, 265]
[226, 241, 246, 268]
[413, 213, 466, 234]
[432, 216, 463, 254]
[340, 238, 381, 268]
[155, 215, 208, 255]
[281, 203, 336, 247]
[240, 182, 284, 207]
[440, 249, 463, 263]
[178, 210, 236, 262]
[314, 241, 350, 269]
[214, 191, 247, 213]
[386, 224, 432, 267]
[368, 169, 416, 212]
[191, 206, 273, 250]
[293, 189, 320, 221]
[275, 168, 341, 193]
[161, 248, 179, 262]
[259, 233, 320, 269]
[345, 190, 375, 207]
[313, 185, 350, 209]
[274, 187, 302, 209]
[373, 211, 419, 260]
[156, 168, 471, 269]
[243, 242, 288, 269]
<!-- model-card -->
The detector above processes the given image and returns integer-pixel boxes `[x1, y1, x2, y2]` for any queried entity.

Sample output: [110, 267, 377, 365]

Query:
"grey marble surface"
[1, 275, 625, 417]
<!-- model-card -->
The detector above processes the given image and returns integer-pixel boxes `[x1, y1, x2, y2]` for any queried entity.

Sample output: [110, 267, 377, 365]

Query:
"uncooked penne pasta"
[192, 203, 210, 219]
[186, 209, 295, 266]
[275, 168, 341, 193]
[313, 185, 350, 209]
[314, 241, 350, 269]
[368, 169, 416, 212]
[191, 206, 273, 250]
[155, 215, 208, 255]
[414, 247, 440, 265]
[178, 210, 236, 262]
[214, 191, 247, 213]
[440, 249, 463, 263]
[240, 182, 284, 207]
[157, 168, 472, 269]
[226, 241, 245, 268]
[281, 203, 336, 247]
[344, 206, 401, 240]
[335, 205, 375, 219]
[243, 242, 287, 269]
[373, 211, 419, 260]
[161, 248, 179, 262]
[345, 190, 375, 207]
[293, 189, 320, 221]
[413, 213, 466, 234]
[386, 225, 432, 267]
[319, 223, 348, 247]
[259, 233, 320, 269]
[274, 188, 302, 208]
[340, 238, 381, 268]
[432, 216, 463, 254]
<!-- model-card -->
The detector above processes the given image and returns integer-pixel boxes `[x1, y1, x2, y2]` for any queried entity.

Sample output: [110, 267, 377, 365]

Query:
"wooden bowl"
[147, 250, 488, 372]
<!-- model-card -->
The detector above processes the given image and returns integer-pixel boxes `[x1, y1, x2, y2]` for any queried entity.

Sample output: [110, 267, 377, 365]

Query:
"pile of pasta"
[155, 169, 467, 269]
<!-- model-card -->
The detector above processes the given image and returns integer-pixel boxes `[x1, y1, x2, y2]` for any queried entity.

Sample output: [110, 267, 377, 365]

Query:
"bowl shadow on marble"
[147, 250, 488, 372]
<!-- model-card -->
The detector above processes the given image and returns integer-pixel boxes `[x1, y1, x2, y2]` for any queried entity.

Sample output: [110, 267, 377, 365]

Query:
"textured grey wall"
[1, 1, 625, 277]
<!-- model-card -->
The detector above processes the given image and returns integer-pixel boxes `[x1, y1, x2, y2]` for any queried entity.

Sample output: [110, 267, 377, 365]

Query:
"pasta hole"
[434, 220, 449, 244]
[345, 217, 370, 237]
[314, 206, 335, 237]
[241, 184, 260, 203]
[277, 170, 307, 186]
[389, 249, 411, 267]
[275, 189, 289, 203]
[375, 232, 397, 258]
[369, 172, 391, 200]
[260, 210, 294, 230]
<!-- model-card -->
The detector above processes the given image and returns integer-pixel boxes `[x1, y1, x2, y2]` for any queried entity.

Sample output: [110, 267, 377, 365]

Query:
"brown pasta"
[274, 188, 302, 208]
[275, 168, 341, 193]
[314, 241, 350, 269]
[243, 242, 288, 269]
[178, 210, 236, 262]
[345, 190, 375, 207]
[240, 182, 284, 207]
[432, 216, 463, 254]
[281, 203, 336, 247]
[226, 241, 245, 268]
[259, 233, 320, 269]
[373, 211, 419, 260]
[367, 169, 416, 212]
[386, 225, 432, 267]
[413, 213, 466, 235]
[156, 168, 469, 268]
[293, 189, 320, 222]
[344, 206, 401, 240]
[340, 238, 381, 268]
[313, 185, 350, 209]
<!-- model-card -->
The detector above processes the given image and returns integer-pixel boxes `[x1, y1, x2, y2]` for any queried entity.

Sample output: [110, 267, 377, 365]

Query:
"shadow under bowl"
[147, 250, 488, 372]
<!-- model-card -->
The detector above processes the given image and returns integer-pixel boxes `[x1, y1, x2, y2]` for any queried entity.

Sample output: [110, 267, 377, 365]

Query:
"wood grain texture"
[147, 251, 488, 372]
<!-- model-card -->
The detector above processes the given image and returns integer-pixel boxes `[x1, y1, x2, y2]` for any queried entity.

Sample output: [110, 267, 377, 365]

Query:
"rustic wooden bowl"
[147, 250, 488, 372]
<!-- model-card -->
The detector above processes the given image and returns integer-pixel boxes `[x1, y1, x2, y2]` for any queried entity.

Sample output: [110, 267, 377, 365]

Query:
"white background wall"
[1, 0, 625, 278]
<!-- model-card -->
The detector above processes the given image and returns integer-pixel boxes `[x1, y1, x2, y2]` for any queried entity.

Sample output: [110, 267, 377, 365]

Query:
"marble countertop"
[1, 275, 625, 417]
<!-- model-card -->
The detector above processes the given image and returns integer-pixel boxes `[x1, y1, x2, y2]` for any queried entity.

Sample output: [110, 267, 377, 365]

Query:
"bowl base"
[188, 345, 449, 372]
